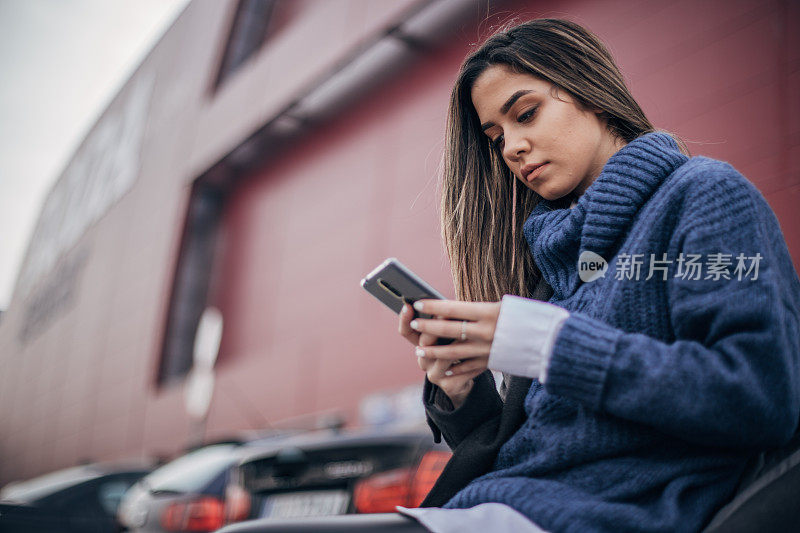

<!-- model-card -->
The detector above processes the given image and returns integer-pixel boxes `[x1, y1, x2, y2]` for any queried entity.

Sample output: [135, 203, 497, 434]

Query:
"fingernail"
[445, 370, 453, 376]
[413, 301, 424, 311]
[401, 305, 408, 315]
[415, 347, 425, 357]
[409, 320, 419, 330]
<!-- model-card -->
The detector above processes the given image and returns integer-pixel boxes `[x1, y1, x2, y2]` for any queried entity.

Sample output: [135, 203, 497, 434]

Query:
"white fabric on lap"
[397, 503, 550, 532]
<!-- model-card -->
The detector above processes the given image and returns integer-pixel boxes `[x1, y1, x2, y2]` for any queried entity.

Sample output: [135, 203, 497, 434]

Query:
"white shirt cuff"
[488, 295, 570, 383]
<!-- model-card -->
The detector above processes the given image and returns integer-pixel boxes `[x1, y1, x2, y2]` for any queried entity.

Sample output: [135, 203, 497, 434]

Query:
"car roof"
[130, 432, 319, 494]
[0, 460, 154, 504]
[235, 423, 436, 465]
[189, 428, 305, 450]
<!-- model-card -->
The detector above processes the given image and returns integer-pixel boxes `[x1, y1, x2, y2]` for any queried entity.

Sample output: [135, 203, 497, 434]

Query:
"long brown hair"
[442, 18, 664, 302]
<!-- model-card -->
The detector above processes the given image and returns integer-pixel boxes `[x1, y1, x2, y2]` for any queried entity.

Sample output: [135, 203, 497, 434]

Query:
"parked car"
[218, 430, 800, 533]
[0, 461, 154, 533]
[117, 431, 306, 533]
[230, 424, 451, 522]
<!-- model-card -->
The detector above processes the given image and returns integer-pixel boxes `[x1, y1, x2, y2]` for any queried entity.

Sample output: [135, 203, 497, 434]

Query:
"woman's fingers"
[418, 312, 445, 347]
[430, 365, 485, 402]
[398, 303, 420, 344]
[411, 317, 492, 343]
[413, 299, 497, 322]
[424, 357, 451, 380]
[414, 341, 489, 361]
[441, 357, 487, 377]
[419, 352, 486, 407]
[421, 357, 447, 375]
[399, 304, 446, 346]
[419, 352, 487, 381]
[418, 331, 439, 347]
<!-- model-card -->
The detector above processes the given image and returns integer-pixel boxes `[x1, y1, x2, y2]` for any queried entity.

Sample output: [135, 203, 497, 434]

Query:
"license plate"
[260, 490, 350, 519]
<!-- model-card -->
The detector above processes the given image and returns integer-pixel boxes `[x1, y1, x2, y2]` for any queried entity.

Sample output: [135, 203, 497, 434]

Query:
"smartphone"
[360, 258, 454, 345]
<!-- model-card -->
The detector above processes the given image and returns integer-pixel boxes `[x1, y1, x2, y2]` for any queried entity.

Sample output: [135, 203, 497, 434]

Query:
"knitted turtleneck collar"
[522, 132, 689, 300]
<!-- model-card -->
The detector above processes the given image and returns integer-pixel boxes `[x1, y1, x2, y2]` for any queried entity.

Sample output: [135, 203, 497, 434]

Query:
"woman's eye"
[492, 105, 539, 150]
[518, 106, 538, 122]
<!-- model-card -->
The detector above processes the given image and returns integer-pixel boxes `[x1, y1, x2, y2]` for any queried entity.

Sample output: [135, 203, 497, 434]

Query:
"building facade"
[1, 0, 798, 485]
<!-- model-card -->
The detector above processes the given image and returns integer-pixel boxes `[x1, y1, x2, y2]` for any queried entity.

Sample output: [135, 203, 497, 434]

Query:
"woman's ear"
[594, 109, 612, 125]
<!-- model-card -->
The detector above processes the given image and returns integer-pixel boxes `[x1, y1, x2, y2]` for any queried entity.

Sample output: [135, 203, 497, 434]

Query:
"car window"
[0, 467, 97, 503]
[142, 444, 238, 493]
[97, 478, 136, 515]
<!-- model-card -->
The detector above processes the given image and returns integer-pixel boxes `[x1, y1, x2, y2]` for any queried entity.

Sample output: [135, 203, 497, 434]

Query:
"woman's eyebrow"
[481, 89, 535, 131]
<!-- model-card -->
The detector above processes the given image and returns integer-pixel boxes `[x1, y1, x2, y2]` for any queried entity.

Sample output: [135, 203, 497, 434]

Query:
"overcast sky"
[0, 0, 190, 311]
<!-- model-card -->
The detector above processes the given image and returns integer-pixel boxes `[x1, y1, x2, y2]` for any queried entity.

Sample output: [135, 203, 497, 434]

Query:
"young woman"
[393, 18, 800, 533]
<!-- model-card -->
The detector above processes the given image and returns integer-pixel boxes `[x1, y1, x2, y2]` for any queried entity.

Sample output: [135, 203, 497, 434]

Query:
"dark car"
[117, 431, 309, 533]
[219, 429, 800, 533]
[230, 424, 451, 523]
[0, 461, 154, 533]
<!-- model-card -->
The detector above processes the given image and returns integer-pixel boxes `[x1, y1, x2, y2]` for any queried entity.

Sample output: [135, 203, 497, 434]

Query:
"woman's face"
[470, 65, 624, 201]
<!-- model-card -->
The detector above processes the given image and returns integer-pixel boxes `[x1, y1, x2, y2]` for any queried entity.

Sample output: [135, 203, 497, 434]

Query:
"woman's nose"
[502, 131, 530, 161]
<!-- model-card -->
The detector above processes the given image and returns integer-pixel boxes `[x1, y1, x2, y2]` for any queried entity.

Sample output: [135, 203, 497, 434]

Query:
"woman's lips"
[526, 163, 548, 182]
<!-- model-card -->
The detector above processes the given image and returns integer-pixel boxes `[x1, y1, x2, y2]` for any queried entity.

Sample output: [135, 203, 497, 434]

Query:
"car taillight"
[409, 450, 451, 507]
[160, 497, 224, 532]
[353, 450, 452, 513]
[224, 483, 251, 523]
[353, 467, 414, 513]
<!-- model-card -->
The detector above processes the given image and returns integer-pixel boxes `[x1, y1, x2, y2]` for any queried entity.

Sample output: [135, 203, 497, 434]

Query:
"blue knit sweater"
[443, 133, 800, 532]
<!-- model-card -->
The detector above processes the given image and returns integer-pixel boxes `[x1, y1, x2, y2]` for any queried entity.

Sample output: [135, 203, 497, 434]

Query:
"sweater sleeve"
[423, 370, 503, 450]
[544, 164, 800, 449]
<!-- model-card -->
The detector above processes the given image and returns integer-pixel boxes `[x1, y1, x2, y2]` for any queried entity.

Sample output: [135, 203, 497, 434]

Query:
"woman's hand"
[398, 299, 501, 408]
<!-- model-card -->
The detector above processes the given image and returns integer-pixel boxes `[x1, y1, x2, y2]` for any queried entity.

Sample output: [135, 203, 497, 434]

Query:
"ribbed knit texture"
[442, 133, 800, 532]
